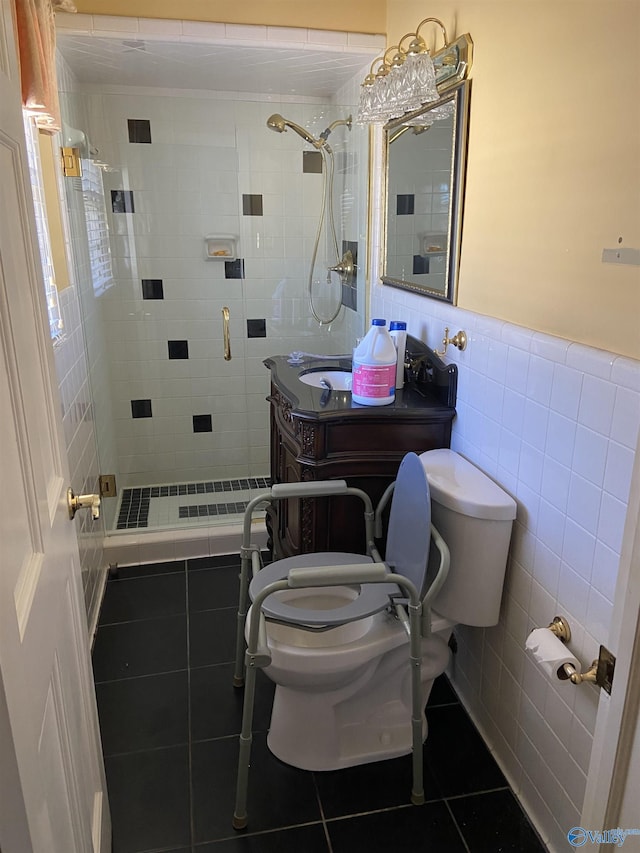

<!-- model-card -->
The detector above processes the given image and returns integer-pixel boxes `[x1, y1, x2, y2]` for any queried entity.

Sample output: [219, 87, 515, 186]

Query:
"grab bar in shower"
[222, 306, 231, 361]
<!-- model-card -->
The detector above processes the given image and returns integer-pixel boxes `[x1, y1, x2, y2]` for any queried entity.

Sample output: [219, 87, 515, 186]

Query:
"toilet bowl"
[248, 449, 517, 771]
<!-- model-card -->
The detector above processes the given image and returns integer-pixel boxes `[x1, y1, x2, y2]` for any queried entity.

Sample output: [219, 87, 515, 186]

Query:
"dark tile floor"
[93, 554, 547, 853]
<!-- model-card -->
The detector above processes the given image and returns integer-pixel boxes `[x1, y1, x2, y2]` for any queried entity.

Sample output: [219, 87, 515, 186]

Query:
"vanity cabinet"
[265, 342, 457, 558]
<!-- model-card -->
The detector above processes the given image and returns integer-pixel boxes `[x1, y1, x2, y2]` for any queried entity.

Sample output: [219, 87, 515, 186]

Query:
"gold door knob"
[67, 488, 101, 520]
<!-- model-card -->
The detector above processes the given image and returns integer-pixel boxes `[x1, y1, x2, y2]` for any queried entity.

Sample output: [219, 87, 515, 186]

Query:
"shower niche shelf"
[205, 234, 237, 260]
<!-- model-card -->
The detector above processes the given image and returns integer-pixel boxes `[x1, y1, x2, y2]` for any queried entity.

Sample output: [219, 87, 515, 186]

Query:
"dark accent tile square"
[448, 789, 547, 852]
[341, 283, 357, 311]
[96, 670, 188, 755]
[98, 572, 187, 625]
[189, 607, 237, 668]
[168, 339, 189, 359]
[327, 801, 466, 852]
[396, 193, 415, 215]
[247, 318, 266, 338]
[141, 278, 163, 299]
[424, 704, 507, 797]
[413, 254, 430, 275]
[130, 398, 152, 418]
[193, 414, 213, 433]
[92, 614, 187, 682]
[127, 118, 152, 143]
[189, 662, 274, 741]
[105, 745, 190, 853]
[315, 751, 442, 819]
[188, 564, 241, 611]
[111, 189, 135, 213]
[225, 258, 245, 279]
[303, 150, 323, 173]
[191, 734, 321, 842]
[242, 194, 263, 216]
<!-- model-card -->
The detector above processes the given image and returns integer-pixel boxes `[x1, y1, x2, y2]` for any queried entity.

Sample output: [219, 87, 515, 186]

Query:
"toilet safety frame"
[231, 478, 450, 831]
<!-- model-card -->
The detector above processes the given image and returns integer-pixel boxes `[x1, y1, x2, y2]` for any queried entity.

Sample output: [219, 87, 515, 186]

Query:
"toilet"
[248, 449, 517, 771]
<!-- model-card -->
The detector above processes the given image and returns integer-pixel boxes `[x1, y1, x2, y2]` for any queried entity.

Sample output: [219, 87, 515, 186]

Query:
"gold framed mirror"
[381, 79, 471, 304]
[371, 27, 473, 306]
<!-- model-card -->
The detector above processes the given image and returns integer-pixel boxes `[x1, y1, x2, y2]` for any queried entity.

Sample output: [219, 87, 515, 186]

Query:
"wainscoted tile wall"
[79, 84, 368, 488]
[371, 282, 640, 851]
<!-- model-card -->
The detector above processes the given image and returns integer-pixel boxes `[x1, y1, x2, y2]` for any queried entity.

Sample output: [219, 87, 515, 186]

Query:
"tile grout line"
[443, 797, 472, 853]
[185, 559, 196, 850]
[311, 771, 335, 853]
[93, 664, 189, 686]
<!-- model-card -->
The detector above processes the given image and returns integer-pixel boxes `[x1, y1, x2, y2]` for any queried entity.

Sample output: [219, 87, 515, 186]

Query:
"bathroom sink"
[298, 370, 352, 391]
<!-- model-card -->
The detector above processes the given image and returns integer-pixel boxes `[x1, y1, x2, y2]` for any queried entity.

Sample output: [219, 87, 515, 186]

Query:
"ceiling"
[56, 35, 378, 98]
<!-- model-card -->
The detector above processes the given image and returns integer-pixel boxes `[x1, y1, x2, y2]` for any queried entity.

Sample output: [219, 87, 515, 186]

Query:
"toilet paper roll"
[525, 628, 581, 683]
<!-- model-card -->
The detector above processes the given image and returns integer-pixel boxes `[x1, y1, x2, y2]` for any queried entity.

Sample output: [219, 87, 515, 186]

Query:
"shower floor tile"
[93, 555, 549, 853]
[113, 476, 270, 532]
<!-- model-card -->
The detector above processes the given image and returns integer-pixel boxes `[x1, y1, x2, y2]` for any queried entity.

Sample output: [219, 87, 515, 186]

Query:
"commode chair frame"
[231, 472, 450, 831]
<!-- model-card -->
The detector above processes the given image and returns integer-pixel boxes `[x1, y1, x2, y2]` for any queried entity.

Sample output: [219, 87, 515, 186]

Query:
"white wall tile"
[578, 375, 616, 436]
[372, 273, 639, 848]
[603, 440, 635, 502]
[522, 399, 549, 451]
[550, 363, 583, 420]
[566, 343, 615, 379]
[571, 425, 608, 487]
[526, 354, 554, 407]
[597, 491, 628, 554]
[541, 457, 570, 512]
[562, 518, 595, 582]
[610, 387, 640, 448]
[505, 347, 530, 394]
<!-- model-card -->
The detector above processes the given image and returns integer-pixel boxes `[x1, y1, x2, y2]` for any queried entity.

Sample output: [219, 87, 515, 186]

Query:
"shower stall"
[54, 23, 380, 546]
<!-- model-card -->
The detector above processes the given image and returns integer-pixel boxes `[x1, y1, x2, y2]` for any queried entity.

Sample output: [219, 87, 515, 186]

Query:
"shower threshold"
[112, 475, 271, 532]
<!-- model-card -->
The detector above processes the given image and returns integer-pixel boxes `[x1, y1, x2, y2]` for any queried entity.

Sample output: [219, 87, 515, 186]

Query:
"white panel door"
[0, 1, 110, 851]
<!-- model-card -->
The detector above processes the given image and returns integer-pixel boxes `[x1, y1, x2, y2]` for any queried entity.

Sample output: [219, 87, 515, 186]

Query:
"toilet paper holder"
[547, 616, 603, 688]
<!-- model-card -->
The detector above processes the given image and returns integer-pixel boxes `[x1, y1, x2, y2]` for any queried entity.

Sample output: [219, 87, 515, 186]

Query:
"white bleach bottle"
[389, 321, 407, 389]
[352, 319, 397, 406]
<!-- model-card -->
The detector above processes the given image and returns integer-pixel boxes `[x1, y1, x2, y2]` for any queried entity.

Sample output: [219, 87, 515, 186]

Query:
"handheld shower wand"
[266, 112, 353, 325]
[266, 114, 324, 149]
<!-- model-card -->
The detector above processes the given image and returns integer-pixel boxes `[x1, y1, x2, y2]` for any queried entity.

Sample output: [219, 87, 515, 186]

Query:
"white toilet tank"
[419, 449, 517, 627]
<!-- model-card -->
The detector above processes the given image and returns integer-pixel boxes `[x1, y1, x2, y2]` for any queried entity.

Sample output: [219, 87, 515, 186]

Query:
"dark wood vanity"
[264, 338, 457, 558]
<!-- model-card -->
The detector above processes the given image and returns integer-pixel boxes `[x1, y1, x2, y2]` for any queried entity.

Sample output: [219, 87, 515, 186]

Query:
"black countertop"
[264, 338, 457, 419]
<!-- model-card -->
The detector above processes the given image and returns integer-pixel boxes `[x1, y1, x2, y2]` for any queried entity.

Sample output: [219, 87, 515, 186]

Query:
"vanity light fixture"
[356, 17, 448, 124]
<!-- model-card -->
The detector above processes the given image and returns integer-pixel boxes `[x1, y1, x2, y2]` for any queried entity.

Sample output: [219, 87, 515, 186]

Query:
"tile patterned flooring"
[114, 478, 270, 531]
[93, 554, 548, 852]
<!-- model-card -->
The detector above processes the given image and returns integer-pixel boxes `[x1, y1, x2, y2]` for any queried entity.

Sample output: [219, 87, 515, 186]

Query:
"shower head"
[266, 113, 322, 148]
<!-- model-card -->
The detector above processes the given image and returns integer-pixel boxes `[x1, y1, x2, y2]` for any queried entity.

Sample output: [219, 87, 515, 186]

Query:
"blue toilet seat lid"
[249, 553, 399, 627]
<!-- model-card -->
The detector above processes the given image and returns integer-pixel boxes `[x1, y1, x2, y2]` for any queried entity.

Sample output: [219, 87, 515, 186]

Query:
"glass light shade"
[402, 51, 439, 112]
[356, 82, 375, 124]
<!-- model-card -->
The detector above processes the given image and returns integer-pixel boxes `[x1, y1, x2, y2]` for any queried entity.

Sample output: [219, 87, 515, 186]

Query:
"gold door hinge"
[60, 146, 82, 177]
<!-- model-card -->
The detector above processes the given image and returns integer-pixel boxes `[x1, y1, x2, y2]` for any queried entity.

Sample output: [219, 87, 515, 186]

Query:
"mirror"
[381, 25, 473, 305]
[381, 78, 471, 304]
